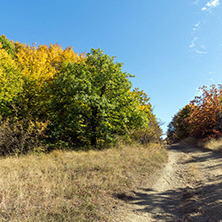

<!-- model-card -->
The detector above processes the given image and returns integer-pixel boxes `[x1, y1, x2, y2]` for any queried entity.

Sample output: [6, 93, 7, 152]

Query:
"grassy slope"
[181, 137, 222, 153]
[0, 144, 167, 222]
[201, 138, 222, 152]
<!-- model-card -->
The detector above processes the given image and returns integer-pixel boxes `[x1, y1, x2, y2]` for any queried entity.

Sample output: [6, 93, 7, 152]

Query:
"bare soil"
[113, 144, 222, 222]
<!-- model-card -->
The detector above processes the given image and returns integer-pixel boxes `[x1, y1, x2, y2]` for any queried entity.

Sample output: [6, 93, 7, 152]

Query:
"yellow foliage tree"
[14, 42, 85, 118]
[0, 44, 23, 106]
[15, 42, 85, 84]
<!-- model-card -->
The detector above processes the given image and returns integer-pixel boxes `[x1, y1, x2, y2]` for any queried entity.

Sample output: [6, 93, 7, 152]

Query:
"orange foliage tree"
[188, 85, 222, 140]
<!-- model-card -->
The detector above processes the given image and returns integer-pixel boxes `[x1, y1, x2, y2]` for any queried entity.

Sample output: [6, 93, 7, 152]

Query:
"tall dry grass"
[0, 144, 167, 221]
[202, 138, 222, 152]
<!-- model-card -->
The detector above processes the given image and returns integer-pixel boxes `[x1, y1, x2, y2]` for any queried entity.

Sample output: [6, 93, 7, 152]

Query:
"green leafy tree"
[167, 105, 191, 142]
[130, 88, 162, 144]
[0, 35, 15, 57]
[0, 45, 23, 116]
[47, 49, 148, 147]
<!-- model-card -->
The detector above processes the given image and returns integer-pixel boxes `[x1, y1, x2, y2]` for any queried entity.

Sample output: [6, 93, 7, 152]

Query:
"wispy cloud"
[192, 0, 199, 5]
[189, 37, 208, 56]
[195, 49, 208, 54]
[202, 0, 220, 11]
[192, 22, 201, 31]
[195, 22, 200, 27]
[200, 44, 207, 50]
[189, 0, 221, 56]
[189, 37, 198, 48]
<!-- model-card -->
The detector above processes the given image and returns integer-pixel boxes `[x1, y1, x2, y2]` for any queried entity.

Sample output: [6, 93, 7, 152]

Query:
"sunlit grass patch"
[0, 144, 167, 222]
[202, 138, 222, 152]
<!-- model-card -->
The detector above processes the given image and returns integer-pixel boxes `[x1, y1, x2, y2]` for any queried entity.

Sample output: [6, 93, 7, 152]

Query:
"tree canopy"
[0, 35, 161, 153]
[47, 49, 150, 146]
[167, 85, 222, 142]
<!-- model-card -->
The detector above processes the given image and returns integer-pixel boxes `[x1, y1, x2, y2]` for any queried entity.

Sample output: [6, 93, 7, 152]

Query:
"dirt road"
[113, 144, 222, 221]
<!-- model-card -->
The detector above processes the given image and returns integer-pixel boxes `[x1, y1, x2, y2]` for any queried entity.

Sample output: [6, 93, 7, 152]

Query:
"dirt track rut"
[113, 144, 222, 222]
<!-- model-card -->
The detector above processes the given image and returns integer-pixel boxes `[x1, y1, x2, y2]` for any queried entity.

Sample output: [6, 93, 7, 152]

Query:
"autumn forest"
[0, 35, 162, 155]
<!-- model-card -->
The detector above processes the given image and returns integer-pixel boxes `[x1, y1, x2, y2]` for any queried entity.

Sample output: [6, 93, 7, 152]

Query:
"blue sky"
[1, 0, 222, 135]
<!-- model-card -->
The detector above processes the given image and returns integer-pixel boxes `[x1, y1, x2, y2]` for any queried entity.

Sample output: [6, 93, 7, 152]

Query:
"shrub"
[131, 117, 162, 144]
[0, 117, 48, 156]
[167, 105, 191, 143]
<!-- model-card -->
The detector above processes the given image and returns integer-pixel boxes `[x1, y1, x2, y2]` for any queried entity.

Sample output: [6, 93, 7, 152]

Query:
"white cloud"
[206, 2, 211, 6]
[200, 44, 207, 49]
[211, 0, 220, 7]
[193, 22, 201, 31]
[202, 0, 220, 11]
[190, 1, 220, 56]
[195, 49, 208, 54]
[189, 37, 198, 48]
[195, 22, 200, 27]
[192, 0, 199, 5]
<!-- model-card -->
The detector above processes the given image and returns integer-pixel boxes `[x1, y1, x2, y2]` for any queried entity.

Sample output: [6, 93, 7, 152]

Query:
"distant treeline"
[0, 35, 162, 155]
[167, 84, 222, 142]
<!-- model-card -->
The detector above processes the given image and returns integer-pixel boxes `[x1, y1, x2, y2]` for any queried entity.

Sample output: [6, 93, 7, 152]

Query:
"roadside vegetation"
[167, 84, 222, 152]
[0, 144, 166, 222]
[0, 35, 162, 154]
[201, 138, 222, 152]
[0, 35, 166, 221]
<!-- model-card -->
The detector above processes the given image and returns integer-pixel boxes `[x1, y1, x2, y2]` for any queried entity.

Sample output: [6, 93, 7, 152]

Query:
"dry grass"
[202, 138, 222, 152]
[0, 143, 167, 222]
[180, 137, 198, 147]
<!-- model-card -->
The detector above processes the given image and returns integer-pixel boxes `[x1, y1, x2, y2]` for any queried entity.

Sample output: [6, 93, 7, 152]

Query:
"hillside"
[113, 143, 222, 221]
[0, 144, 166, 222]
